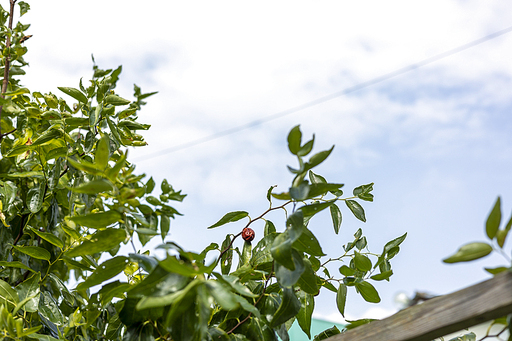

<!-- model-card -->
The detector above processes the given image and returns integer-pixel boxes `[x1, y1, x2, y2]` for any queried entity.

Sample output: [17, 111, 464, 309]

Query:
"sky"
[16, 0, 512, 324]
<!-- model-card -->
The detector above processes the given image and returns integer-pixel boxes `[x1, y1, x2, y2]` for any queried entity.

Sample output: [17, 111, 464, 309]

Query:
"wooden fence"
[325, 271, 512, 341]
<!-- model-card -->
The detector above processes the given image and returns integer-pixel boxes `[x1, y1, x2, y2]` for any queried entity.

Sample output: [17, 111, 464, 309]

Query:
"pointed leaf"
[330, 204, 342, 234]
[207, 211, 248, 229]
[105, 94, 131, 106]
[336, 284, 347, 317]
[66, 228, 126, 257]
[443, 242, 493, 263]
[69, 210, 121, 229]
[287, 125, 302, 155]
[346, 199, 366, 222]
[69, 178, 114, 195]
[30, 228, 64, 249]
[356, 281, 380, 303]
[58, 87, 88, 103]
[13, 245, 50, 261]
[76, 256, 129, 290]
[486, 197, 501, 240]
[297, 291, 314, 338]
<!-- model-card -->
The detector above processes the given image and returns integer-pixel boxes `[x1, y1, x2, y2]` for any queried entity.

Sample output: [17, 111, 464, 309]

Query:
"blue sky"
[21, 0, 512, 323]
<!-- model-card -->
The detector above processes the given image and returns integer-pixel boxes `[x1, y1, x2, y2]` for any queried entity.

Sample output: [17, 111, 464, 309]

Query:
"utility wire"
[134, 25, 512, 162]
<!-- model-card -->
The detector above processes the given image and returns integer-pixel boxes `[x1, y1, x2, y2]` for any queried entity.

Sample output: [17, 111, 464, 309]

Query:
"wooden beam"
[326, 271, 512, 341]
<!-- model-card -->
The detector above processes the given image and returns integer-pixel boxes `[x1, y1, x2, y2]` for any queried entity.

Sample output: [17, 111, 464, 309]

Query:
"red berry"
[242, 228, 255, 242]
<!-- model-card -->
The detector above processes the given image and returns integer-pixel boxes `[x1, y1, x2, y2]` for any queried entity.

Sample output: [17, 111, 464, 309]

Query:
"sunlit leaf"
[58, 87, 88, 103]
[443, 242, 493, 263]
[207, 211, 248, 229]
[13, 245, 50, 261]
[66, 228, 126, 257]
[69, 210, 121, 229]
[486, 197, 501, 240]
[69, 179, 114, 194]
[355, 281, 380, 303]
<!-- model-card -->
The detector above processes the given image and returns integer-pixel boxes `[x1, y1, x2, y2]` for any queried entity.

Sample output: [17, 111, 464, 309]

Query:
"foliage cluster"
[0, 2, 409, 340]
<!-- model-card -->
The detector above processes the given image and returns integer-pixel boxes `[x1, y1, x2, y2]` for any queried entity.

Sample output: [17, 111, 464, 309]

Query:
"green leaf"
[298, 136, 315, 157]
[26, 181, 45, 213]
[271, 232, 295, 270]
[69, 210, 121, 228]
[0, 261, 35, 272]
[307, 183, 344, 198]
[17, 2, 30, 16]
[309, 170, 327, 184]
[293, 227, 325, 257]
[205, 280, 239, 310]
[297, 258, 319, 295]
[57, 87, 88, 103]
[354, 252, 372, 272]
[346, 200, 366, 222]
[95, 134, 110, 169]
[220, 235, 233, 275]
[276, 249, 306, 286]
[297, 291, 314, 338]
[264, 220, 276, 235]
[146, 177, 156, 194]
[484, 266, 509, 275]
[136, 279, 200, 310]
[330, 204, 342, 234]
[370, 270, 393, 281]
[69, 179, 114, 194]
[0, 279, 19, 310]
[305, 146, 334, 170]
[443, 242, 493, 263]
[66, 228, 126, 257]
[486, 197, 501, 240]
[30, 228, 64, 249]
[355, 281, 380, 303]
[299, 200, 335, 217]
[105, 94, 131, 106]
[313, 326, 341, 341]
[13, 245, 50, 261]
[32, 128, 62, 146]
[212, 274, 258, 298]
[290, 181, 309, 201]
[15, 272, 40, 313]
[336, 284, 347, 317]
[91, 104, 101, 126]
[161, 214, 171, 240]
[353, 183, 374, 202]
[270, 287, 301, 327]
[207, 211, 248, 229]
[288, 125, 302, 155]
[76, 256, 129, 290]
[3, 87, 30, 96]
[67, 157, 102, 175]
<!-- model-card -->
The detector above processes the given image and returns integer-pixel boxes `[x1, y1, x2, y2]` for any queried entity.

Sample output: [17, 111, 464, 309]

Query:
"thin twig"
[0, 0, 18, 140]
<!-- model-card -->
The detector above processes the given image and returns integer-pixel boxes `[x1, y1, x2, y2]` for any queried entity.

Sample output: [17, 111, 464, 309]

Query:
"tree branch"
[0, 0, 18, 140]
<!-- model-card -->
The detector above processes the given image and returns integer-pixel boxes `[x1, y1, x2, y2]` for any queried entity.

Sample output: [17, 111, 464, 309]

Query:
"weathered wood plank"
[326, 271, 512, 341]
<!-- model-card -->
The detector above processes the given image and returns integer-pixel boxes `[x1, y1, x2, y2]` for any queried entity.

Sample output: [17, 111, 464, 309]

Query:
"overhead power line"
[134, 25, 512, 162]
